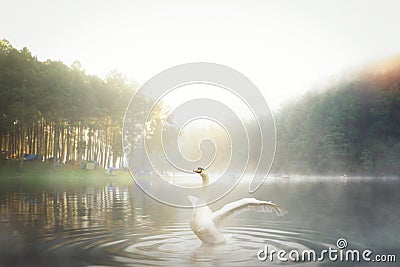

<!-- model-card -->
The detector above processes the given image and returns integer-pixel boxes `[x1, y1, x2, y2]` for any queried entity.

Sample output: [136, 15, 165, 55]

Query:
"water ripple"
[40, 222, 337, 267]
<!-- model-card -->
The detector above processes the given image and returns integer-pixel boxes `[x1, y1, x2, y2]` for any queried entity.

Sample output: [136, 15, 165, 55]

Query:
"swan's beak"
[193, 169, 201, 173]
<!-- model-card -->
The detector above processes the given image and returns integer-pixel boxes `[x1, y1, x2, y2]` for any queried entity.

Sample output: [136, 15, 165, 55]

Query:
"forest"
[272, 57, 400, 175]
[0, 39, 137, 169]
[1, 39, 399, 176]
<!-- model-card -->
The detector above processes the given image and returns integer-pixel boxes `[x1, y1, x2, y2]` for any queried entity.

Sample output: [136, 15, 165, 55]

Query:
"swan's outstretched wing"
[211, 198, 287, 226]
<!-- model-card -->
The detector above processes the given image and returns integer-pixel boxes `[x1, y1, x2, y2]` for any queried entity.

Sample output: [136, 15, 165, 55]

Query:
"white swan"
[189, 167, 287, 244]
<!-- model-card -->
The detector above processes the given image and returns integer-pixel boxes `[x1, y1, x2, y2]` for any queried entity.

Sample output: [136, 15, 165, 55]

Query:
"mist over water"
[0, 177, 399, 266]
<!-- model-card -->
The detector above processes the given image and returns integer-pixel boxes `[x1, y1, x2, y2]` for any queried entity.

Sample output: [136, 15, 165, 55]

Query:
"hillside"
[273, 55, 400, 175]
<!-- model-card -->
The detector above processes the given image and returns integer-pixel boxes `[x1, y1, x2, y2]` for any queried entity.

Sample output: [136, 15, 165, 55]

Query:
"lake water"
[0, 176, 399, 266]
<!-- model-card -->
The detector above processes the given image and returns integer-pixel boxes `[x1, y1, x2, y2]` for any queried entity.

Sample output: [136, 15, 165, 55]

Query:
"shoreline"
[1, 162, 398, 192]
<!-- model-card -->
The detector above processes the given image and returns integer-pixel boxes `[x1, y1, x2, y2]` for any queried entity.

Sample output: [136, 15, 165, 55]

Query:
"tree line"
[0, 39, 137, 169]
[2, 39, 399, 176]
[273, 60, 400, 176]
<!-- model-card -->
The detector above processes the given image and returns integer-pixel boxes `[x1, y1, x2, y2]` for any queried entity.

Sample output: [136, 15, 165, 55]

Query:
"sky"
[1, 0, 400, 108]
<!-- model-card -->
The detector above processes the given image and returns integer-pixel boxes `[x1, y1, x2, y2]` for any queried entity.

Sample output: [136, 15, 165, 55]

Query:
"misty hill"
[272, 55, 400, 176]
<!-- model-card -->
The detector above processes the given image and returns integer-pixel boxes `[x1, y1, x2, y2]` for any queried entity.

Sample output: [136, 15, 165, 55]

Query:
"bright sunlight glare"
[1, 0, 400, 108]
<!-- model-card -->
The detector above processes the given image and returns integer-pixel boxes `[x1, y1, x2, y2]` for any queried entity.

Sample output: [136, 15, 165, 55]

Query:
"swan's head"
[193, 167, 209, 184]
[194, 167, 206, 176]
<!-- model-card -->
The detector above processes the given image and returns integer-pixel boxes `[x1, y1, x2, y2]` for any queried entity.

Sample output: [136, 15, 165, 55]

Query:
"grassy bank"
[0, 161, 133, 191]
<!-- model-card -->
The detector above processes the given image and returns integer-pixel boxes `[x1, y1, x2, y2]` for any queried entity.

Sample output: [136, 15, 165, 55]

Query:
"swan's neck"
[199, 172, 209, 203]
[201, 174, 209, 186]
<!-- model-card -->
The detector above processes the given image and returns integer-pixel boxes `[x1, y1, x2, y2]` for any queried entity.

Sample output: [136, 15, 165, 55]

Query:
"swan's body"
[189, 195, 226, 244]
[189, 167, 287, 244]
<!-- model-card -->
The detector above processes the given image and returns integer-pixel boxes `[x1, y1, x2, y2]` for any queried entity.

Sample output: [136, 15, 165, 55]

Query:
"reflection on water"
[0, 178, 399, 266]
